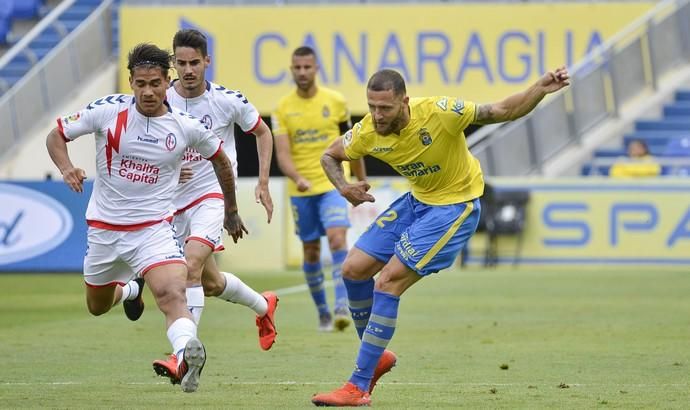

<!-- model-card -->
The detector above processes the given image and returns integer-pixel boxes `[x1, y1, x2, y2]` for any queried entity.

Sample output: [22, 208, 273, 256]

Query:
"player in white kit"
[122, 30, 278, 384]
[45, 43, 247, 393]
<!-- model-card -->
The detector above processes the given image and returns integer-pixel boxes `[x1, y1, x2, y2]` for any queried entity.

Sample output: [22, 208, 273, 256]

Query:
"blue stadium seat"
[675, 90, 690, 101]
[663, 102, 690, 117]
[636, 119, 690, 131]
[10, 0, 42, 19]
[663, 136, 690, 157]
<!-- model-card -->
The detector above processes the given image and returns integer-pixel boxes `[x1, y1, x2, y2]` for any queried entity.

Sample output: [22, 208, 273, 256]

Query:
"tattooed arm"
[321, 137, 374, 207]
[210, 150, 248, 242]
[474, 66, 571, 125]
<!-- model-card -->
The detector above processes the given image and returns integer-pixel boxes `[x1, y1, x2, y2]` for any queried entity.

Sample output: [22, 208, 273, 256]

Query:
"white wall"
[0, 61, 118, 180]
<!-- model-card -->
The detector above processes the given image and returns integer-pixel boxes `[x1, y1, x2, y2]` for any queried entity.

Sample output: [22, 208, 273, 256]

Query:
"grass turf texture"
[1, 268, 689, 408]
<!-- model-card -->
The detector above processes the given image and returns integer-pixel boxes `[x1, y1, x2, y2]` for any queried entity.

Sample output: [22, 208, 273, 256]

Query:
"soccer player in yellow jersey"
[272, 46, 365, 332]
[312, 67, 570, 406]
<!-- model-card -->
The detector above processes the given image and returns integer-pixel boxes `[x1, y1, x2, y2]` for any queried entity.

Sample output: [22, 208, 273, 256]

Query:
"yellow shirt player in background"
[272, 46, 366, 332]
[312, 67, 570, 406]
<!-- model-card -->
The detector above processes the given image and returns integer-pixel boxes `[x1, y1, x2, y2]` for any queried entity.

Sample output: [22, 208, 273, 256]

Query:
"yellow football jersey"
[272, 87, 351, 196]
[344, 96, 484, 205]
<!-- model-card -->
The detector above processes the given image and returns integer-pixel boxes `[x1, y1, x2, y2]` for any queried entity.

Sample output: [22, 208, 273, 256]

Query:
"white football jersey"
[166, 81, 261, 211]
[57, 94, 222, 229]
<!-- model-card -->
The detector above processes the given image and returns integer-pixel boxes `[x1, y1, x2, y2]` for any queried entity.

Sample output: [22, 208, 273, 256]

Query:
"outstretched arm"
[46, 127, 86, 193]
[321, 137, 374, 207]
[210, 150, 248, 243]
[251, 119, 274, 223]
[274, 133, 311, 192]
[474, 66, 570, 125]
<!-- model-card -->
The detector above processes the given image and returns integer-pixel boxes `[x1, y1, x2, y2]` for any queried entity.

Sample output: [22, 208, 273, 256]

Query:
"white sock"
[167, 317, 197, 366]
[186, 286, 205, 325]
[114, 280, 140, 305]
[218, 271, 268, 316]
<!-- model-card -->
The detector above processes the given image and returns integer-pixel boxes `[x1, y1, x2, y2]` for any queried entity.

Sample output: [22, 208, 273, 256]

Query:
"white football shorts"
[172, 198, 225, 252]
[83, 221, 186, 287]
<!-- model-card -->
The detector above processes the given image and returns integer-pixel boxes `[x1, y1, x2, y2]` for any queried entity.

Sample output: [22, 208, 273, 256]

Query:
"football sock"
[217, 271, 268, 316]
[304, 261, 329, 316]
[331, 249, 348, 311]
[167, 317, 197, 367]
[349, 290, 399, 392]
[186, 286, 204, 325]
[115, 279, 140, 305]
[343, 277, 375, 339]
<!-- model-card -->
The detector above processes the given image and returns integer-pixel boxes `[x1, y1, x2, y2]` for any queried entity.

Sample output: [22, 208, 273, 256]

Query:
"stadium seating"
[582, 90, 690, 176]
[0, 0, 105, 96]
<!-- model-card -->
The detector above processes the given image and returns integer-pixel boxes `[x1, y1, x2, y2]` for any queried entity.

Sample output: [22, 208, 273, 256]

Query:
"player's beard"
[296, 77, 314, 93]
[182, 76, 204, 93]
[376, 106, 405, 135]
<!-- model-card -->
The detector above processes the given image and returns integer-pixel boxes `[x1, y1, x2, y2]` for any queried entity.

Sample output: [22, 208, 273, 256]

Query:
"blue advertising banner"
[0, 181, 92, 272]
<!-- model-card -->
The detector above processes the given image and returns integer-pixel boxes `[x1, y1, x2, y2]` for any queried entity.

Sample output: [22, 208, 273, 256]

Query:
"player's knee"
[185, 258, 204, 282]
[86, 300, 109, 316]
[152, 286, 186, 313]
[303, 242, 320, 263]
[201, 273, 224, 297]
[341, 259, 366, 281]
[328, 237, 346, 251]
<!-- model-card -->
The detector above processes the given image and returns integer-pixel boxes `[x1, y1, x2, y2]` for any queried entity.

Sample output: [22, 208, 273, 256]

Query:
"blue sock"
[349, 290, 399, 392]
[331, 249, 348, 311]
[303, 261, 329, 316]
[343, 277, 375, 339]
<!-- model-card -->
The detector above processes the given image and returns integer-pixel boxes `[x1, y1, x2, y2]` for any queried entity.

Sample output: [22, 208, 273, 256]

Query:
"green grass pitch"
[1, 268, 689, 409]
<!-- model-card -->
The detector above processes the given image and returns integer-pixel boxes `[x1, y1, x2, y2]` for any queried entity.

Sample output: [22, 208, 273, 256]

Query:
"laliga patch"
[62, 112, 81, 124]
[451, 99, 465, 116]
[343, 130, 353, 147]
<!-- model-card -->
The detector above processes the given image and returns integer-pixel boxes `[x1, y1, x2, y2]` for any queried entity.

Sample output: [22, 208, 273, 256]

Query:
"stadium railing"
[0, 0, 114, 164]
[467, 0, 690, 176]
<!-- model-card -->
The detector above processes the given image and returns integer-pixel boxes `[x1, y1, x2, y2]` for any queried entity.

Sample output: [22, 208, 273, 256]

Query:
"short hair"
[127, 43, 171, 77]
[292, 46, 316, 59]
[629, 138, 650, 155]
[367, 69, 406, 97]
[173, 29, 208, 57]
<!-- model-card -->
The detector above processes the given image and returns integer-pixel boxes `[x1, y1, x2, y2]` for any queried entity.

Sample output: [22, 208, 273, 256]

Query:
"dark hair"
[292, 46, 316, 59]
[628, 138, 650, 155]
[127, 43, 171, 76]
[173, 29, 208, 57]
[367, 69, 406, 96]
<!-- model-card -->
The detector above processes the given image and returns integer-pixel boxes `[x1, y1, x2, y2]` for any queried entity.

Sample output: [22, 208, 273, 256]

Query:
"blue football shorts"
[355, 192, 481, 276]
[290, 190, 350, 242]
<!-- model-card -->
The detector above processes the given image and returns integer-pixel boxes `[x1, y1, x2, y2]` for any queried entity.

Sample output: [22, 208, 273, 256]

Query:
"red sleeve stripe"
[205, 141, 224, 160]
[56, 118, 70, 143]
[245, 116, 262, 134]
